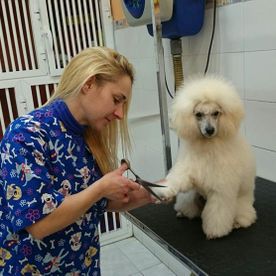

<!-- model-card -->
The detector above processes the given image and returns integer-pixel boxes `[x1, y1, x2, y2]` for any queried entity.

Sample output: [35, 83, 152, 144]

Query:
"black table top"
[128, 177, 276, 276]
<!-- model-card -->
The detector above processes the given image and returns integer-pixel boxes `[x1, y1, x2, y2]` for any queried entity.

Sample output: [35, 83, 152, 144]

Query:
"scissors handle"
[120, 158, 130, 169]
[120, 158, 166, 201]
[121, 158, 166, 187]
[121, 159, 140, 179]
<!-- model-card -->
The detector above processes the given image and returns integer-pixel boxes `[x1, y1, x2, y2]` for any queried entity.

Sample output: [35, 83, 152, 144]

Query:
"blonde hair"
[48, 47, 134, 174]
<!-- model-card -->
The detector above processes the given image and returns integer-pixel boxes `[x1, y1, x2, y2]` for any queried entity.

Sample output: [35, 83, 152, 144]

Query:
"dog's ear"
[171, 97, 199, 140]
[210, 78, 245, 137]
[219, 115, 237, 137]
[219, 103, 245, 138]
[230, 100, 245, 128]
[170, 98, 188, 130]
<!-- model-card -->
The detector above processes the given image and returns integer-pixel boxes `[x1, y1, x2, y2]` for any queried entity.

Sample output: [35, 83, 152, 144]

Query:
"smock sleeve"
[1, 124, 64, 233]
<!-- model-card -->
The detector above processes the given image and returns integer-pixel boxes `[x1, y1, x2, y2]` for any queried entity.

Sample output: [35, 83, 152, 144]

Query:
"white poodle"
[155, 75, 257, 239]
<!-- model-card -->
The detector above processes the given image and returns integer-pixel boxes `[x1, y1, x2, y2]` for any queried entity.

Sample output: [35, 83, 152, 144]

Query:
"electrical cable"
[204, 0, 217, 74]
[165, 75, 174, 99]
[163, 0, 217, 98]
[161, 44, 175, 99]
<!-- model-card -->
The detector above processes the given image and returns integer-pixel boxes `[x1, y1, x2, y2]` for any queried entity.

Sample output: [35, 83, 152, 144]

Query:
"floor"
[101, 237, 176, 276]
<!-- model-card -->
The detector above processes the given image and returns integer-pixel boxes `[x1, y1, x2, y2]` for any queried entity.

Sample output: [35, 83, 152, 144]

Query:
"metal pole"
[150, 0, 172, 173]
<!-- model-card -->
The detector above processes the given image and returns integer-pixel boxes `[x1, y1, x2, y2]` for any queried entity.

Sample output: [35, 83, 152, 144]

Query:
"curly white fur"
[155, 75, 257, 239]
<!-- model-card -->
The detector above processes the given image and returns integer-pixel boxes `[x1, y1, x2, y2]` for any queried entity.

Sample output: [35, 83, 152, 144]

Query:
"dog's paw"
[203, 225, 233, 239]
[152, 186, 176, 203]
[162, 196, 174, 204]
[204, 226, 233, 240]
[202, 215, 233, 239]
[234, 204, 257, 228]
[233, 222, 242, 229]
[174, 191, 202, 219]
[234, 209, 257, 229]
[206, 233, 221, 240]
[154, 196, 174, 205]
[176, 211, 185, 218]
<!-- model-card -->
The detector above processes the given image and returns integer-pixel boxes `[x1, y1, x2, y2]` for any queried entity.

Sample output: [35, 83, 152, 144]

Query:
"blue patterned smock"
[0, 99, 107, 275]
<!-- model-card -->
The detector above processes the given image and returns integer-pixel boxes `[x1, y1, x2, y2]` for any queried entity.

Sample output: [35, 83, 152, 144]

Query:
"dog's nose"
[205, 126, 215, 135]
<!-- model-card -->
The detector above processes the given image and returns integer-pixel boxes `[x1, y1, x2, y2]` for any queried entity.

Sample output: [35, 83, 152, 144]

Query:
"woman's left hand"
[106, 185, 156, 211]
[129, 185, 156, 204]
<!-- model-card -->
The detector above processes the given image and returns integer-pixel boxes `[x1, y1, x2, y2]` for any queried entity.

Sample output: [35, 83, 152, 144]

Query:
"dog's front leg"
[152, 161, 193, 201]
[201, 193, 236, 239]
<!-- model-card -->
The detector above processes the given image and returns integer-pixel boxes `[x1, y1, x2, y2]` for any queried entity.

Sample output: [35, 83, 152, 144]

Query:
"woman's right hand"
[97, 163, 140, 202]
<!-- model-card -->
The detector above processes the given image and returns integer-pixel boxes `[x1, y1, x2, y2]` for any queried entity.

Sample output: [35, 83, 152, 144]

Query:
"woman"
[0, 47, 154, 275]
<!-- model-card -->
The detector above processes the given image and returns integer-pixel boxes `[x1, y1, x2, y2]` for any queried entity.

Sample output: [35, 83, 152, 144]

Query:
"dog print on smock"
[0, 99, 107, 275]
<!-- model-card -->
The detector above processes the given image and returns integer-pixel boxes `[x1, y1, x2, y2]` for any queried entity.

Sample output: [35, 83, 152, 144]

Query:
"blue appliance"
[147, 0, 205, 39]
[122, 0, 173, 27]
[123, 0, 146, 19]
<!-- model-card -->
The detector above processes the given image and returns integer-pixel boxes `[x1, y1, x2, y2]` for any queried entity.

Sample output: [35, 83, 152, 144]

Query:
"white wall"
[113, 0, 276, 182]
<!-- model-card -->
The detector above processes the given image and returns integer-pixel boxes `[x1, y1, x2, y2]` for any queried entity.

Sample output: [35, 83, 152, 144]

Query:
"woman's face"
[79, 75, 132, 131]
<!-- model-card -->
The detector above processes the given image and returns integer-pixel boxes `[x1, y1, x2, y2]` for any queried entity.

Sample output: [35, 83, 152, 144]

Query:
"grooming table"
[127, 177, 276, 276]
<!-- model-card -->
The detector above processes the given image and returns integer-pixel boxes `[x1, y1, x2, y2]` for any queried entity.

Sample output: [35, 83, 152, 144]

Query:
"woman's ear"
[82, 76, 96, 94]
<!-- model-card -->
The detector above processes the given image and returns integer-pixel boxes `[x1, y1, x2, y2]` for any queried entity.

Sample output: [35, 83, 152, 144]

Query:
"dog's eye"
[212, 111, 219, 117]
[195, 112, 203, 119]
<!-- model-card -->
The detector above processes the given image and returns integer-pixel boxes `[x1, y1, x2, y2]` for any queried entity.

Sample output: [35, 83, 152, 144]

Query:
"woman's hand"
[97, 163, 140, 203]
[129, 186, 156, 204]
[106, 185, 156, 212]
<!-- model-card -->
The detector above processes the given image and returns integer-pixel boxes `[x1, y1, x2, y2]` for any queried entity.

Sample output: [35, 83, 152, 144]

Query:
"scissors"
[120, 158, 166, 201]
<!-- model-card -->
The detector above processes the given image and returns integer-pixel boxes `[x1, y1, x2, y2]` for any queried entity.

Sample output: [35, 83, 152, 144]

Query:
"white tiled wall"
[114, 25, 177, 181]
[112, 0, 276, 182]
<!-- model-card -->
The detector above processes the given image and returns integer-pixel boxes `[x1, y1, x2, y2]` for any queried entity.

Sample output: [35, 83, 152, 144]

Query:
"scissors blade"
[141, 184, 164, 201]
[138, 179, 166, 188]
[136, 178, 167, 188]
[136, 179, 163, 201]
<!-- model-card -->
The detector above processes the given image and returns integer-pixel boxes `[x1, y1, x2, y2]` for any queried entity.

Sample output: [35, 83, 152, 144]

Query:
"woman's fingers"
[116, 163, 129, 174]
[127, 179, 140, 191]
[122, 193, 130, 203]
[103, 166, 140, 201]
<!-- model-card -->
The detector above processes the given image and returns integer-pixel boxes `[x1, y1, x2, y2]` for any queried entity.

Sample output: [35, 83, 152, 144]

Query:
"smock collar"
[51, 99, 86, 136]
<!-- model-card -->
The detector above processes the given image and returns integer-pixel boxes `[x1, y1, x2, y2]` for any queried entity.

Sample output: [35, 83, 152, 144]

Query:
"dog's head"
[171, 76, 245, 141]
[193, 100, 222, 138]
